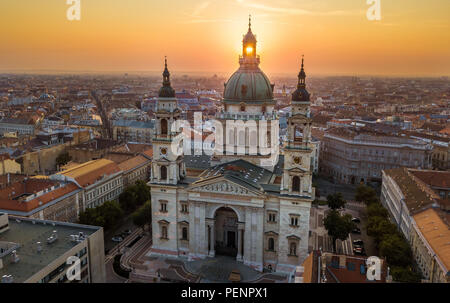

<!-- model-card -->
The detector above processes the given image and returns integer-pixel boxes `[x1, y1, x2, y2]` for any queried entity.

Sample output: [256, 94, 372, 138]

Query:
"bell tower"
[150, 57, 186, 185]
[281, 56, 314, 197]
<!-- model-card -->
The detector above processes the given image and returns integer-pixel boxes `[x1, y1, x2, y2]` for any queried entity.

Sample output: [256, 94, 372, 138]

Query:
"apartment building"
[112, 120, 154, 144]
[118, 155, 151, 187]
[381, 168, 449, 282]
[50, 159, 123, 210]
[320, 127, 432, 184]
[0, 178, 82, 223]
[0, 212, 105, 283]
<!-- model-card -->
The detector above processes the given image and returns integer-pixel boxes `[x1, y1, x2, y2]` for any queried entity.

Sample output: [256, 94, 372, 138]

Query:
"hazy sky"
[1, 0, 449, 76]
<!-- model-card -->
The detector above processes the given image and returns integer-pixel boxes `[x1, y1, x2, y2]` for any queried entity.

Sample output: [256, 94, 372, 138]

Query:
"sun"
[246, 46, 253, 55]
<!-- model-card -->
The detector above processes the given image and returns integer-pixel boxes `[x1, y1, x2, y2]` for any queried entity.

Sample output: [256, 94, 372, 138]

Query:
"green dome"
[223, 68, 274, 104]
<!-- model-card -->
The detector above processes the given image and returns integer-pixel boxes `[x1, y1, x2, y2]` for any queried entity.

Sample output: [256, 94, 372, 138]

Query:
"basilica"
[148, 19, 315, 274]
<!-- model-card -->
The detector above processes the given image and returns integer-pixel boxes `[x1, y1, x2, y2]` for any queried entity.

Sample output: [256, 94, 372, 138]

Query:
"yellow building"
[0, 154, 21, 175]
[411, 208, 450, 283]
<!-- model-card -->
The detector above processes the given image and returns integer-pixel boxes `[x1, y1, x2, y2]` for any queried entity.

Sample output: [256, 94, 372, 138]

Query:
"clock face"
[293, 157, 301, 164]
[161, 148, 167, 155]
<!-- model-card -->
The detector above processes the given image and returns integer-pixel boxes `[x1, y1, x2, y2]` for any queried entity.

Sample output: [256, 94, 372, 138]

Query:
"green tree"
[132, 201, 152, 230]
[366, 216, 397, 246]
[367, 202, 389, 219]
[324, 210, 356, 252]
[78, 208, 99, 226]
[326, 193, 346, 210]
[119, 189, 138, 212]
[78, 201, 123, 230]
[98, 201, 124, 230]
[390, 266, 421, 283]
[355, 184, 379, 205]
[379, 233, 413, 267]
[56, 152, 72, 167]
[133, 180, 151, 207]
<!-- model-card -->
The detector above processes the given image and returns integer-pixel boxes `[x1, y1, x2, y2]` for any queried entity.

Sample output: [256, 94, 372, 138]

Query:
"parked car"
[352, 227, 361, 234]
[353, 247, 365, 255]
[353, 239, 364, 247]
[229, 269, 241, 282]
[112, 236, 123, 242]
[123, 229, 132, 235]
[352, 217, 361, 223]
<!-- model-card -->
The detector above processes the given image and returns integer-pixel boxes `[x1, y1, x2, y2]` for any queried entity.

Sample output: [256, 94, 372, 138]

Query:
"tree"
[324, 210, 356, 252]
[355, 184, 379, 205]
[390, 266, 421, 283]
[78, 201, 123, 230]
[99, 201, 124, 230]
[326, 193, 346, 210]
[56, 152, 72, 167]
[132, 201, 152, 230]
[132, 180, 151, 207]
[379, 233, 413, 267]
[367, 202, 389, 219]
[119, 189, 138, 212]
[366, 216, 397, 246]
[119, 181, 151, 213]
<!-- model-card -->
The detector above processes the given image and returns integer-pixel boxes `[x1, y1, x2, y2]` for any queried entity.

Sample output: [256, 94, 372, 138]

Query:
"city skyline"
[1, 0, 450, 77]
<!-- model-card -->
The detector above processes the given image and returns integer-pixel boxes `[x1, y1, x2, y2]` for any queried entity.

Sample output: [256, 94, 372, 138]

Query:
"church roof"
[223, 68, 274, 104]
[196, 159, 278, 193]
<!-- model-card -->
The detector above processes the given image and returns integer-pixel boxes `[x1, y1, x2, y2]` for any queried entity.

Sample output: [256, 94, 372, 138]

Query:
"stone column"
[208, 220, 215, 257]
[237, 223, 244, 261]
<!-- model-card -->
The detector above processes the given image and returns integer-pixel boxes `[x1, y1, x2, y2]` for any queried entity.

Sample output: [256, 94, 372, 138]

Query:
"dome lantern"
[158, 56, 175, 98]
[292, 55, 310, 103]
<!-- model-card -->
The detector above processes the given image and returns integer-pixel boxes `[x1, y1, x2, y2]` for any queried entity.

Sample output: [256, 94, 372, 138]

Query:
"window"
[161, 226, 168, 239]
[290, 215, 299, 227]
[267, 212, 276, 223]
[181, 203, 189, 214]
[289, 242, 297, 256]
[161, 119, 168, 135]
[160, 166, 167, 180]
[268, 237, 275, 251]
[181, 227, 188, 240]
[292, 176, 300, 192]
[160, 201, 167, 212]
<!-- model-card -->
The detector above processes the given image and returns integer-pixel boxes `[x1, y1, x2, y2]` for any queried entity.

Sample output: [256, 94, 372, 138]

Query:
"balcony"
[217, 112, 278, 121]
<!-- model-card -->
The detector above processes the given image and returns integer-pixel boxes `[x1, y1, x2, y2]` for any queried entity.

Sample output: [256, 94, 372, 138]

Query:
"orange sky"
[1, 0, 449, 76]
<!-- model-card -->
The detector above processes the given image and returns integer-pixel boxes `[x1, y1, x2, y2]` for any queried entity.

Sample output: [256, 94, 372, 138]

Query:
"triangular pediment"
[188, 176, 263, 197]
[287, 167, 307, 173]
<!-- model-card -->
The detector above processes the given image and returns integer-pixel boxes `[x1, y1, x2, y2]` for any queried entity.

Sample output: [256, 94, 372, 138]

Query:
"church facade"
[149, 19, 315, 274]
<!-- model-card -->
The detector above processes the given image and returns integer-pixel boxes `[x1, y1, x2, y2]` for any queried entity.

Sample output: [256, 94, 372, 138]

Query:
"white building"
[148, 24, 315, 274]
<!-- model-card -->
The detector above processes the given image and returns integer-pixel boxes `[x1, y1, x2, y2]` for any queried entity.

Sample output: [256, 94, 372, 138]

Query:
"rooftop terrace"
[0, 214, 100, 282]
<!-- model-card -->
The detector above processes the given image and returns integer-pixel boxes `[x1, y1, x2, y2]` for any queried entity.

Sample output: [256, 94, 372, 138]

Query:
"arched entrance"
[214, 207, 238, 257]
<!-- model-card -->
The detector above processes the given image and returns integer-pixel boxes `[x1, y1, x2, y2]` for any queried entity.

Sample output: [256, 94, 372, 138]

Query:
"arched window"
[228, 129, 235, 145]
[161, 119, 168, 135]
[292, 176, 300, 192]
[239, 131, 245, 146]
[268, 238, 275, 251]
[290, 242, 297, 256]
[250, 130, 257, 145]
[160, 166, 167, 181]
[182, 227, 188, 240]
[161, 226, 168, 239]
[240, 105, 246, 112]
